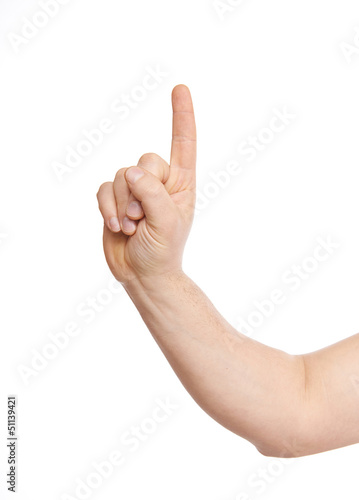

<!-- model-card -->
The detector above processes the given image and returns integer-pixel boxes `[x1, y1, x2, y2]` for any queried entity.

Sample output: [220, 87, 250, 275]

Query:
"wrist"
[123, 268, 187, 298]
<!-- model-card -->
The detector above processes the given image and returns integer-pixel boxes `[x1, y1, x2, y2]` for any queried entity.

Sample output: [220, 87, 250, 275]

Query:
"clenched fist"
[97, 85, 197, 285]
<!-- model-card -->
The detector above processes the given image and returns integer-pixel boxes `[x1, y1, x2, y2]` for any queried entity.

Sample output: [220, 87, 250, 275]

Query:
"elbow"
[256, 444, 296, 458]
[255, 356, 311, 458]
[253, 419, 310, 458]
[254, 432, 309, 458]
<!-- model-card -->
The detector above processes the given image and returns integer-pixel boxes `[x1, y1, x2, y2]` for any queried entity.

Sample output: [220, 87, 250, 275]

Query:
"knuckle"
[116, 203, 124, 217]
[114, 167, 127, 182]
[138, 152, 161, 167]
[116, 194, 127, 213]
[97, 181, 111, 199]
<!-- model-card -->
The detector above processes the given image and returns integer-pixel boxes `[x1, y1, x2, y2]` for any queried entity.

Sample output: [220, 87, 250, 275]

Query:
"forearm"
[124, 270, 306, 457]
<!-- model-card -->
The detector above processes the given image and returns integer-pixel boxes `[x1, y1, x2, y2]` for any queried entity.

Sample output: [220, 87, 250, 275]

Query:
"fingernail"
[109, 217, 120, 232]
[126, 167, 145, 184]
[127, 201, 143, 217]
[122, 216, 137, 234]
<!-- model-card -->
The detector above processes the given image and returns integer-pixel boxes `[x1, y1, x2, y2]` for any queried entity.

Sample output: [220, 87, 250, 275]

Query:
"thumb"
[125, 166, 175, 227]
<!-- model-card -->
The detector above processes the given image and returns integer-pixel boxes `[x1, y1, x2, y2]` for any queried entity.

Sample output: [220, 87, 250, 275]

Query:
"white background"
[1, 0, 359, 498]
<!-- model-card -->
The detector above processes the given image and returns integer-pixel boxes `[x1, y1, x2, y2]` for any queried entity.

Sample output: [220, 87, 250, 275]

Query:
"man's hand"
[97, 85, 197, 285]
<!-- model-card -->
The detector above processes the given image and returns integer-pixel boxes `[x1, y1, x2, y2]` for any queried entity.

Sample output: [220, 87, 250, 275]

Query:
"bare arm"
[124, 271, 359, 457]
[97, 85, 359, 457]
[298, 333, 359, 456]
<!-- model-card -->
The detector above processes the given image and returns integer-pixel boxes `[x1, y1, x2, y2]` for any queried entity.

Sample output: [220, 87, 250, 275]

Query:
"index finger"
[170, 85, 197, 187]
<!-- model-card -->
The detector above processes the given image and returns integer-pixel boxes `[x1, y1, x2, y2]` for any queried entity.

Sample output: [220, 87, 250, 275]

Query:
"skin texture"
[97, 85, 359, 458]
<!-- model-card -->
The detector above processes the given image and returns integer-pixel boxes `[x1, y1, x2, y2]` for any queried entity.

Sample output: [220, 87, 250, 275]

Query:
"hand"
[97, 85, 197, 285]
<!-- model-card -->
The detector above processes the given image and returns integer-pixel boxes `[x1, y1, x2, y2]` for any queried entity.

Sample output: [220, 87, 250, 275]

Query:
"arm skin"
[97, 85, 359, 458]
[124, 272, 359, 458]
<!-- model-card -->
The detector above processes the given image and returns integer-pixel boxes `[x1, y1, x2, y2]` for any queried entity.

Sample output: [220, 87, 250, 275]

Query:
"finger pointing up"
[170, 85, 197, 189]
